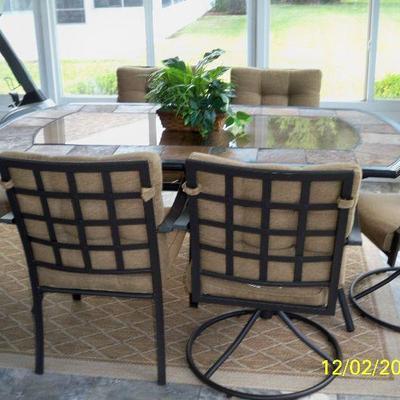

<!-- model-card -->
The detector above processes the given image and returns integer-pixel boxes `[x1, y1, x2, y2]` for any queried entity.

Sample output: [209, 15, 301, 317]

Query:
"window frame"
[93, 0, 144, 8]
[29, 0, 399, 109]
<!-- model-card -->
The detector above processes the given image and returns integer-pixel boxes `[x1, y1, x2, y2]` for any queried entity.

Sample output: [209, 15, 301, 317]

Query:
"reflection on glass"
[269, 0, 369, 101]
[34, 112, 360, 152]
[265, 117, 359, 150]
[375, 0, 400, 100]
[154, 0, 247, 67]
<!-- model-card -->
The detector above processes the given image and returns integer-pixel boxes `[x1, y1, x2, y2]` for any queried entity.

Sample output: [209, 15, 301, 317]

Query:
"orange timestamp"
[322, 359, 400, 377]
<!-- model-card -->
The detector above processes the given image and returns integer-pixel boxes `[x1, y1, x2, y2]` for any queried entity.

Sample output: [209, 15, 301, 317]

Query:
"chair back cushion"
[117, 66, 159, 102]
[185, 152, 361, 311]
[231, 67, 322, 107]
[0, 151, 164, 291]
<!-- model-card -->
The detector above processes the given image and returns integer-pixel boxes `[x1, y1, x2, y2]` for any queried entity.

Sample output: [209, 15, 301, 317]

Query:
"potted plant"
[146, 49, 251, 141]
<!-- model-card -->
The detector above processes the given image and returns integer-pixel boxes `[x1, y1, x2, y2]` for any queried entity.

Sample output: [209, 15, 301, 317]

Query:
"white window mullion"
[144, 0, 157, 66]
[246, 0, 257, 67]
[33, 0, 63, 104]
[365, 0, 380, 102]
[255, 0, 269, 68]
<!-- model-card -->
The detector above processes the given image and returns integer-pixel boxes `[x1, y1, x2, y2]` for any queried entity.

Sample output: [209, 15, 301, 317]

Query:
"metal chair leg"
[388, 231, 399, 267]
[189, 294, 198, 308]
[154, 294, 166, 385]
[186, 309, 341, 400]
[350, 267, 400, 332]
[337, 288, 354, 332]
[32, 290, 44, 375]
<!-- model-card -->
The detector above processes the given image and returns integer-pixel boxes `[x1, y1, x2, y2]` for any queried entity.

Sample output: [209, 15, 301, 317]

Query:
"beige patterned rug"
[0, 224, 399, 397]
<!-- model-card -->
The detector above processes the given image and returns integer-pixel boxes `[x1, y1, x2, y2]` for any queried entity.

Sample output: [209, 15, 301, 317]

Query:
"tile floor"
[1, 366, 400, 400]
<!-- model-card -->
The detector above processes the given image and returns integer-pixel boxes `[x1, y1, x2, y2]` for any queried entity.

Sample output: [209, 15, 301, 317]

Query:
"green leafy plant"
[146, 48, 251, 138]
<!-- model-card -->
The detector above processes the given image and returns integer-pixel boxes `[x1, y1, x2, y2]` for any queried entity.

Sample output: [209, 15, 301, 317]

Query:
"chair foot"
[186, 309, 341, 399]
[189, 294, 198, 308]
[350, 267, 400, 332]
[337, 288, 354, 332]
[72, 294, 82, 301]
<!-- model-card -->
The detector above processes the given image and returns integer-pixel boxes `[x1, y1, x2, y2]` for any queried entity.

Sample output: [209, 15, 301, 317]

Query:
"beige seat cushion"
[117, 66, 159, 102]
[358, 192, 400, 252]
[186, 245, 351, 307]
[39, 227, 186, 293]
[231, 67, 322, 107]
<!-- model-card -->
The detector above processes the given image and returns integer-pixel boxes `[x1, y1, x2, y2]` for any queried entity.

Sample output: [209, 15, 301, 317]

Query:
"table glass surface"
[28, 104, 400, 176]
[34, 106, 361, 150]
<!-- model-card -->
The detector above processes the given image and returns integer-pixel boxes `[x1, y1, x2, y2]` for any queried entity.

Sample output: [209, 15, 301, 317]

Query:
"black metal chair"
[183, 153, 362, 400]
[0, 150, 187, 385]
[350, 192, 400, 332]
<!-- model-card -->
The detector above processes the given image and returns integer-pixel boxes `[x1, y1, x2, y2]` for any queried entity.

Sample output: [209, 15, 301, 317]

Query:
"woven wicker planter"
[157, 110, 226, 134]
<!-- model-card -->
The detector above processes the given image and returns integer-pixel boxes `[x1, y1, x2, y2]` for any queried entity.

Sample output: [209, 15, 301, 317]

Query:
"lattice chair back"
[185, 153, 361, 315]
[0, 151, 165, 294]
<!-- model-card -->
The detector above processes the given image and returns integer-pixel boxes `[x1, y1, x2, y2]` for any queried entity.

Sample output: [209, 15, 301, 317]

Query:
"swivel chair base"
[350, 267, 400, 333]
[186, 309, 341, 400]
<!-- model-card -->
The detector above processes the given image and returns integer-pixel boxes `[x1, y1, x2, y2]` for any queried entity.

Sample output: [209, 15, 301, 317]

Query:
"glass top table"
[22, 103, 400, 178]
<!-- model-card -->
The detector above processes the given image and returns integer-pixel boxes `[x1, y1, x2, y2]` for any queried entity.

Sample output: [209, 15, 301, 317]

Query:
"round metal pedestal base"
[350, 267, 400, 332]
[186, 309, 341, 400]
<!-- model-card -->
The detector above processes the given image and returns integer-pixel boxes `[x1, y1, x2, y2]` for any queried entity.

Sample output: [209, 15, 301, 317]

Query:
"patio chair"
[350, 192, 400, 332]
[117, 66, 186, 190]
[117, 66, 159, 102]
[0, 151, 187, 385]
[231, 67, 322, 107]
[183, 153, 361, 399]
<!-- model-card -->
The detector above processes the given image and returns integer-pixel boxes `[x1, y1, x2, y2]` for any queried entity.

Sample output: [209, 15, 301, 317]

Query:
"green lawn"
[1, 1, 399, 100]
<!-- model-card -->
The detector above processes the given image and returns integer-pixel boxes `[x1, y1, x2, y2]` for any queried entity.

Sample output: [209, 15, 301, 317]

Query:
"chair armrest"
[173, 207, 190, 231]
[0, 212, 15, 224]
[158, 185, 188, 233]
[346, 208, 362, 246]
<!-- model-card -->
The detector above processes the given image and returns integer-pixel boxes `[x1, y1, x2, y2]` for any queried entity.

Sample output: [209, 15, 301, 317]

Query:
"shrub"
[375, 74, 400, 99]
[271, 1, 340, 3]
[69, 72, 117, 95]
[212, 0, 246, 14]
[212, 0, 340, 14]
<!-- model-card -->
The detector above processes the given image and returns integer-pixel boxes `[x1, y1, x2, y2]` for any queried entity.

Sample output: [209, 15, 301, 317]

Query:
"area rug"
[0, 224, 399, 397]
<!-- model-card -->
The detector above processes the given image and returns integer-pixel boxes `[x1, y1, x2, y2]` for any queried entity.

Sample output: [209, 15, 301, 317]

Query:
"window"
[269, 0, 369, 101]
[56, 0, 146, 95]
[1, 0, 40, 88]
[163, 0, 187, 8]
[94, 0, 143, 7]
[56, 0, 85, 24]
[3, 0, 32, 12]
[155, 0, 248, 67]
[374, 0, 400, 100]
